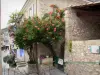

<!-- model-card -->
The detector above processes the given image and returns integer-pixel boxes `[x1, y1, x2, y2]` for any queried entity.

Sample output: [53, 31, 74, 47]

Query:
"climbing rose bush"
[15, 5, 66, 49]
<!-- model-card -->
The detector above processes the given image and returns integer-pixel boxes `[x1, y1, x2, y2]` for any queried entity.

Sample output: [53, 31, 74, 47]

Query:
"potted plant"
[3, 54, 16, 68]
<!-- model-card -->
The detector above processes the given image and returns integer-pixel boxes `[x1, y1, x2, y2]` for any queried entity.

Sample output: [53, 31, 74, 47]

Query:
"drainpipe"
[35, 1, 40, 75]
[0, 0, 2, 74]
[36, 0, 37, 16]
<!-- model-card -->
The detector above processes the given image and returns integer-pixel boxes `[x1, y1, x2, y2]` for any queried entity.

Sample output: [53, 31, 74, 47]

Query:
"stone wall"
[64, 5, 100, 75]
[65, 8, 100, 40]
[21, 0, 100, 75]
[38, 0, 67, 17]
[38, 41, 63, 57]
[38, 1, 100, 75]
[38, 43, 52, 56]
[38, 0, 89, 17]
[37, 0, 67, 57]
[64, 40, 100, 75]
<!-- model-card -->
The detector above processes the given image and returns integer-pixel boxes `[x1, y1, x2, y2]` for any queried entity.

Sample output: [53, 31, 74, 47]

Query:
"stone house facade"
[20, 0, 88, 59]
[1, 28, 10, 50]
[21, 0, 100, 75]
[20, 0, 52, 62]
[64, 1, 100, 75]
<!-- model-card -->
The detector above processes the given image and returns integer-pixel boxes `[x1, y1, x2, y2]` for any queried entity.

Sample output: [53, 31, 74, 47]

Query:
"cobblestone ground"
[2, 65, 38, 75]
[2, 65, 67, 75]
[2, 65, 50, 75]
[2, 50, 67, 75]
[2, 68, 38, 75]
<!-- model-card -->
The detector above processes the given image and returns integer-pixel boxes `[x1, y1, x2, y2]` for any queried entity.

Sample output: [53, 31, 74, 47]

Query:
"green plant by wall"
[14, 5, 66, 66]
[3, 55, 16, 68]
[68, 40, 72, 52]
[15, 5, 66, 49]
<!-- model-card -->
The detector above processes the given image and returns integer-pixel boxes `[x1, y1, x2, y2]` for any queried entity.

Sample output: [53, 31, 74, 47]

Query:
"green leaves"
[42, 13, 49, 20]
[14, 5, 65, 49]
[8, 11, 23, 24]
[3, 55, 17, 68]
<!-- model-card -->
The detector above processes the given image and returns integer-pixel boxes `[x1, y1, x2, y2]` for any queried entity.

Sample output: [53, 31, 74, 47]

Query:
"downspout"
[0, 0, 2, 74]
[36, 0, 37, 16]
[35, 1, 40, 75]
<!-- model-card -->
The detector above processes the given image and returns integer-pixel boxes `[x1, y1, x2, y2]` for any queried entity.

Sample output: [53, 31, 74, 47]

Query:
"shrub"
[3, 54, 16, 67]
[3, 55, 9, 63]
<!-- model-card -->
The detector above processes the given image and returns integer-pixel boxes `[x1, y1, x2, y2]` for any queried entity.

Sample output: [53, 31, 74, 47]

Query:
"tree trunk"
[27, 45, 35, 62]
[43, 42, 57, 66]
[34, 43, 40, 75]
[58, 41, 65, 71]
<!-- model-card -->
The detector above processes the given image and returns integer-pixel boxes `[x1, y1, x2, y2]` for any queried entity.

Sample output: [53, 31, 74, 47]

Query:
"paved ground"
[2, 67, 67, 75]
[2, 50, 67, 75]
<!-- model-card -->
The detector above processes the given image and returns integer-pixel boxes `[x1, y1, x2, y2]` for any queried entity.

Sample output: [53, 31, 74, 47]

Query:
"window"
[28, 4, 34, 17]
[24, 11, 28, 18]
[29, 7, 32, 17]
[33, 4, 34, 16]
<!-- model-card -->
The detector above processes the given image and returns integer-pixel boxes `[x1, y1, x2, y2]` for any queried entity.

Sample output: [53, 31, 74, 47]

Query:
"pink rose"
[54, 28, 56, 32]
[49, 12, 53, 15]
[56, 16, 60, 19]
[38, 28, 40, 30]
[62, 18, 65, 22]
[46, 28, 49, 31]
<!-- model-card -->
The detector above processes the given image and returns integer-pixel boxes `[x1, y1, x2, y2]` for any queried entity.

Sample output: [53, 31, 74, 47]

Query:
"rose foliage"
[15, 5, 66, 49]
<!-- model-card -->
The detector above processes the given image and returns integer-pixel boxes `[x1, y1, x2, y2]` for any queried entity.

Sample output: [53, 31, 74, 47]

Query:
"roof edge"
[20, 0, 29, 12]
[69, 2, 100, 8]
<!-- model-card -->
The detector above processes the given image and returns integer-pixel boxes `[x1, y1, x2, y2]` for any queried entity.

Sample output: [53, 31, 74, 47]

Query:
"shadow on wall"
[69, 8, 100, 40]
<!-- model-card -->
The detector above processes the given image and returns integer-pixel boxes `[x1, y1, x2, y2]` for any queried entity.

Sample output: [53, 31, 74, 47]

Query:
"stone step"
[16, 61, 27, 67]
[16, 61, 27, 63]
[17, 64, 27, 67]
[17, 62, 27, 65]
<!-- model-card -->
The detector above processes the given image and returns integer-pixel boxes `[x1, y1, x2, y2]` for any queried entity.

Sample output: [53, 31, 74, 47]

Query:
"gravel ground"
[2, 50, 67, 75]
